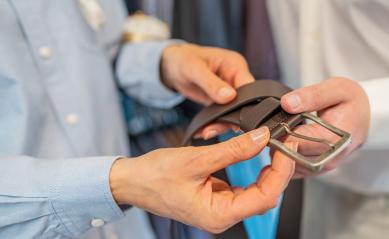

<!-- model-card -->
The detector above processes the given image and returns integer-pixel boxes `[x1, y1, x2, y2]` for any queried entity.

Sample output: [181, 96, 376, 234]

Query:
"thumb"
[197, 127, 270, 176]
[280, 78, 351, 114]
[191, 62, 237, 104]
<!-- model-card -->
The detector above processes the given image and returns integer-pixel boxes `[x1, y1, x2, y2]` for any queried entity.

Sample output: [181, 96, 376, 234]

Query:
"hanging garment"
[123, 0, 141, 14]
[172, 0, 244, 52]
[141, 0, 175, 28]
[244, 0, 280, 80]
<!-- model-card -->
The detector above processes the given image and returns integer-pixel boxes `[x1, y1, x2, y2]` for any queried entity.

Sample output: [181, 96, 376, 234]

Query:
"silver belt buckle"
[268, 113, 352, 172]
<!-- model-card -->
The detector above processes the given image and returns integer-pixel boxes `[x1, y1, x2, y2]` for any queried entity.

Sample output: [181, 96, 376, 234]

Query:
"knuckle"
[205, 222, 228, 234]
[184, 61, 201, 79]
[306, 90, 321, 109]
[227, 137, 247, 159]
[191, 146, 225, 172]
[233, 52, 249, 67]
[174, 146, 202, 168]
[267, 197, 279, 209]
[231, 51, 245, 61]
[150, 148, 171, 158]
[331, 76, 352, 84]
[201, 211, 233, 234]
[221, 50, 247, 65]
[187, 147, 206, 164]
[332, 77, 360, 90]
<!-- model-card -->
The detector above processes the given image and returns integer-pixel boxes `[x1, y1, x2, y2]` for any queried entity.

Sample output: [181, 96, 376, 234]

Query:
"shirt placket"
[10, 0, 96, 156]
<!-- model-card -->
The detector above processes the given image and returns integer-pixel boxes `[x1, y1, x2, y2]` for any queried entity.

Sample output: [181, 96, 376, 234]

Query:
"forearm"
[0, 156, 123, 238]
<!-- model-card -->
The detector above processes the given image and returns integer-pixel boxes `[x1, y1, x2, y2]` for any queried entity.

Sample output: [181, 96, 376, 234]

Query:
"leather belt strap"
[183, 80, 352, 172]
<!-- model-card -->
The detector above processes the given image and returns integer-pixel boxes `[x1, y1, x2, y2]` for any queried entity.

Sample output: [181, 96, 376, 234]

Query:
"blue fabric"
[219, 132, 281, 239]
[122, 94, 188, 136]
[0, 0, 182, 238]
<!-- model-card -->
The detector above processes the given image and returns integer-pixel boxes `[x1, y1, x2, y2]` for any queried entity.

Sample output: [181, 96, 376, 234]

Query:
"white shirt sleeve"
[359, 78, 389, 149]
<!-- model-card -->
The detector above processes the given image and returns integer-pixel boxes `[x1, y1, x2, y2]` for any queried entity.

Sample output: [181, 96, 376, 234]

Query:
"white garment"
[267, 0, 389, 194]
[301, 179, 389, 239]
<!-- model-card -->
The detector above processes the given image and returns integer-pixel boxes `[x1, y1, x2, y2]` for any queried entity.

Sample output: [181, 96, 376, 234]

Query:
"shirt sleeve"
[359, 77, 389, 149]
[0, 156, 124, 238]
[115, 40, 185, 109]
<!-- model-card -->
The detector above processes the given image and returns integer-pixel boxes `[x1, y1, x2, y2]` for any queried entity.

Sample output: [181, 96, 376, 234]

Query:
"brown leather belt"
[183, 80, 351, 172]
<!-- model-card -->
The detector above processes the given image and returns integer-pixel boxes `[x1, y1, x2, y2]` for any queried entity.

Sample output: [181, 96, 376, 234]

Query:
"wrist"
[109, 158, 135, 205]
[160, 44, 184, 90]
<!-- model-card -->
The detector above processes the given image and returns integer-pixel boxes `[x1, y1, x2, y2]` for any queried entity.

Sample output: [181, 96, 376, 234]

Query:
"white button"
[38, 46, 52, 59]
[65, 113, 79, 125]
[91, 218, 105, 228]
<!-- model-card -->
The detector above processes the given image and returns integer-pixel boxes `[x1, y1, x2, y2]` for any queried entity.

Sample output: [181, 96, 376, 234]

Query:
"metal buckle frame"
[268, 113, 352, 172]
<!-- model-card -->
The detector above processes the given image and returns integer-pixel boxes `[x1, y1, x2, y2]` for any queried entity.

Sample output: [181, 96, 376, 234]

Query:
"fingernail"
[286, 94, 301, 110]
[194, 133, 202, 139]
[250, 127, 269, 145]
[232, 125, 240, 132]
[204, 130, 218, 140]
[218, 87, 235, 99]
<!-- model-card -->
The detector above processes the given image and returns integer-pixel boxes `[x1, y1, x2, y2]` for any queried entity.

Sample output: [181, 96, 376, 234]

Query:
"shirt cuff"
[359, 78, 389, 149]
[49, 157, 124, 237]
[116, 39, 185, 109]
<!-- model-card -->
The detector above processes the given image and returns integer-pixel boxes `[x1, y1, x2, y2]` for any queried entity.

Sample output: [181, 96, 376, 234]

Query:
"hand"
[109, 127, 297, 233]
[280, 77, 370, 177]
[161, 44, 255, 139]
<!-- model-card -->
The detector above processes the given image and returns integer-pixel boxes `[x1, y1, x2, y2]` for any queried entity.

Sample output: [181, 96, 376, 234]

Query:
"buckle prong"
[269, 113, 352, 172]
[280, 123, 335, 149]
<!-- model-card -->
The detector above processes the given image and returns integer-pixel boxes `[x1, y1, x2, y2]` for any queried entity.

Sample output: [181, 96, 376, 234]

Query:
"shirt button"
[38, 46, 52, 59]
[65, 113, 79, 125]
[91, 218, 105, 228]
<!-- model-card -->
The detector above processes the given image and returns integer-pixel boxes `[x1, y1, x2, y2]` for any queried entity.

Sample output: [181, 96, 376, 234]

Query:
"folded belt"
[183, 80, 351, 172]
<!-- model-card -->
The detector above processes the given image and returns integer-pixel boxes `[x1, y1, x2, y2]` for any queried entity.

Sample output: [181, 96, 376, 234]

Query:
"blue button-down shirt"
[0, 0, 182, 238]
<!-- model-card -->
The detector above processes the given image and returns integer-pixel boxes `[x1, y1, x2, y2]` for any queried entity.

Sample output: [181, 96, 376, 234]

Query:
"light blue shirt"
[0, 0, 182, 238]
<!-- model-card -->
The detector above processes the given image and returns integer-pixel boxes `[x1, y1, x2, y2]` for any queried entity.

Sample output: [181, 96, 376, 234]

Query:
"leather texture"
[183, 80, 303, 145]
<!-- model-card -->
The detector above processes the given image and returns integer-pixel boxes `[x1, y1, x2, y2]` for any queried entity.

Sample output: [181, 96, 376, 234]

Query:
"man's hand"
[161, 44, 255, 139]
[280, 77, 370, 177]
[109, 127, 297, 233]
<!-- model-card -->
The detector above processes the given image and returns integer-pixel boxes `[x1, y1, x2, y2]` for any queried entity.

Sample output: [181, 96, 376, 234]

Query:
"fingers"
[283, 124, 335, 156]
[196, 127, 270, 175]
[281, 77, 354, 114]
[180, 83, 213, 105]
[229, 142, 297, 220]
[293, 144, 352, 178]
[214, 50, 255, 88]
[191, 61, 237, 104]
[232, 69, 255, 88]
[188, 47, 255, 104]
[194, 123, 240, 140]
